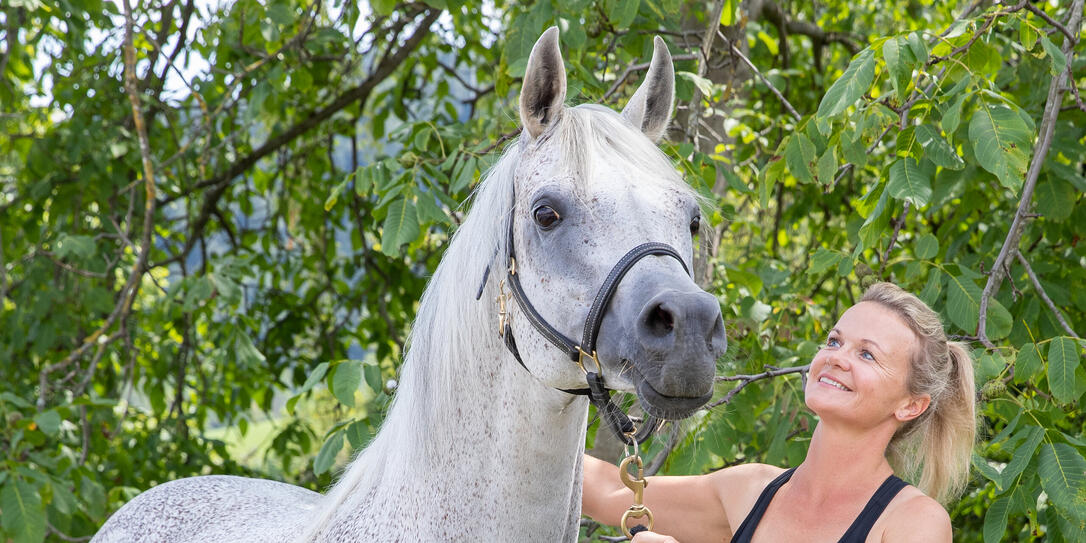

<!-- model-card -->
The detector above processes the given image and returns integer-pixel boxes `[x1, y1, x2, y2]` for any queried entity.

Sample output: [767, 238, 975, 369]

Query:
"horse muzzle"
[604, 286, 726, 420]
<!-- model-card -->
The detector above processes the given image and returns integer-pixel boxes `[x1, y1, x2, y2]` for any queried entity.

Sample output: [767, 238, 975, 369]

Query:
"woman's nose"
[822, 349, 850, 371]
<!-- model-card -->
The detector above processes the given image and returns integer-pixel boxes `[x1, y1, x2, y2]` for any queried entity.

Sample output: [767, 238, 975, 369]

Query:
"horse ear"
[622, 37, 675, 142]
[520, 27, 567, 140]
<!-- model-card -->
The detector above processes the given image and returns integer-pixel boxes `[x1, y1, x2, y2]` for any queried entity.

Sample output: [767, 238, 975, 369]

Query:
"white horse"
[92, 27, 726, 542]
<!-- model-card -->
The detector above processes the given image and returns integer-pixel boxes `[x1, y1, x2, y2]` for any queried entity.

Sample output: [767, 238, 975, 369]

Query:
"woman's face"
[804, 301, 929, 429]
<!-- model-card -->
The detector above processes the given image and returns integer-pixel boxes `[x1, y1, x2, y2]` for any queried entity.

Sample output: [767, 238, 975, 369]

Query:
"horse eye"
[533, 205, 561, 229]
[689, 215, 701, 235]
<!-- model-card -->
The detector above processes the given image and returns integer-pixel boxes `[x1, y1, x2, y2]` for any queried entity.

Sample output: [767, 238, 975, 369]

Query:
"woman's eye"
[826, 337, 840, 347]
[860, 350, 875, 361]
[689, 215, 701, 235]
[533, 205, 561, 229]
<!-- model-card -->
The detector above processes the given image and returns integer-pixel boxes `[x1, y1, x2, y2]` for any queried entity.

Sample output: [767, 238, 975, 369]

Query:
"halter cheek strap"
[475, 184, 690, 445]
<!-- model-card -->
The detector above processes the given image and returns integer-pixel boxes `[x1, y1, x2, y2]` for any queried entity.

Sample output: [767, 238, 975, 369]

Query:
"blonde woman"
[582, 282, 976, 543]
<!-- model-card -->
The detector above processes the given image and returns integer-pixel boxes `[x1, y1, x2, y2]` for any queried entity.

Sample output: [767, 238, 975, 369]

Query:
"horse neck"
[324, 201, 590, 538]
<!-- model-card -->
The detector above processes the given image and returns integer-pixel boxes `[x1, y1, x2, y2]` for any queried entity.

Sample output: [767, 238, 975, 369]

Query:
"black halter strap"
[481, 183, 689, 445]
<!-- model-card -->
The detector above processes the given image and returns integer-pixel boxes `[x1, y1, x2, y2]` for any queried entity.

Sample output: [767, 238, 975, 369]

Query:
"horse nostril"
[646, 303, 676, 336]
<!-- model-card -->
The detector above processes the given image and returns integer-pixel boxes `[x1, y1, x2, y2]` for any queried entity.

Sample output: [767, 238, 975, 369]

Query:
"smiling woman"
[582, 282, 977, 543]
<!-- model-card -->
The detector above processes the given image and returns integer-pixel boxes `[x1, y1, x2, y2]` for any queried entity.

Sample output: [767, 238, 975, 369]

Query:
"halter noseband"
[480, 183, 690, 445]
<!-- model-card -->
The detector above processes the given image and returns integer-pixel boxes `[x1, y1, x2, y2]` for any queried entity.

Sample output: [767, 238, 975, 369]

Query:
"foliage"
[0, 0, 1083, 541]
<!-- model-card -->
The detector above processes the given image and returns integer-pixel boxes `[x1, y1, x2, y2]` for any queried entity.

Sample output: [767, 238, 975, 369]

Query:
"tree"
[0, 1, 1082, 541]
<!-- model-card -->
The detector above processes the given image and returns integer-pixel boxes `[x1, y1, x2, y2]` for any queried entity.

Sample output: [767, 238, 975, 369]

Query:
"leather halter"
[479, 183, 690, 445]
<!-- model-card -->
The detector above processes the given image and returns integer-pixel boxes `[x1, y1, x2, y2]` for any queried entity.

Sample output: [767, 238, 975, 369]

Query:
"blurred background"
[0, 0, 1083, 541]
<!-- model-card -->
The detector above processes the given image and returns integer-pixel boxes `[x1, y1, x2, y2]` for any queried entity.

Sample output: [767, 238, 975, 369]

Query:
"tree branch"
[879, 201, 910, 276]
[708, 364, 810, 409]
[1025, 2, 1078, 44]
[38, 0, 160, 409]
[758, 0, 861, 55]
[602, 53, 698, 103]
[715, 31, 801, 121]
[977, 0, 1084, 348]
[162, 8, 441, 266]
[1016, 252, 1079, 339]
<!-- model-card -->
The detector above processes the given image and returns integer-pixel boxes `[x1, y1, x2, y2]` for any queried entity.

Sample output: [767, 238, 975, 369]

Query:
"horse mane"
[298, 104, 691, 540]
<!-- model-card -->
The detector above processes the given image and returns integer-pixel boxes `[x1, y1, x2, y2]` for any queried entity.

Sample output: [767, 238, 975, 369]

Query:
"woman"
[582, 282, 976, 542]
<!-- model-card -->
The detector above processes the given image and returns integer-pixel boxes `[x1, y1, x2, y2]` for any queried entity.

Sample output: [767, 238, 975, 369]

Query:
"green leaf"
[882, 36, 916, 99]
[944, 274, 1012, 339]
[759, 159, 784, 208]
[915, 233, 939, 259]
[208, 272, 242, 304]
[941, 92, 966, 136]
[1014, 343, 1043, 384]
[450, 157, 477, 193]
[324, 180, 345, 211]
[1038, 442, 1086, 522]
[857, 184, 890, 251]
[972, 452, 1004, 489]
[887, 158, 932, 207]
[815, 147, 838, 186]
[1035, 176, 1075, 221]
[809, 248, 846, 275]
[991, 411, 1022, 445]
[286, 362, 329, 415]
[785, 133, 816, 184]
[719, 0, 738, 25]
[345, 420, 372, 449]
[896, 125, 921, 159]
[969, 104, 1033, 189]
[1001, 425, 1044, 489]
[416, 192, 448, 225]
[330, 360, 363, 408]
[817, 48, 876, 119]
[32, 411, 61, 438]
[364, 362, 383, 395]
[1047, 337, 1082, 403]
[314, 430, 345, 475]
[914, 125, 964, 170]
[380, 198, 420, 257]
[906, 32, 929, 65]
[984, 496, 1011, 543]
[607, 0, 639, 28]
[1, 478, 45, 543]
[370, 0, 396, 16]
[678, 71, 714, 98]
[234, 332, 266, 368]
[841, 128, 867, 168]
[1038, 33, 1068, 76]
[919, 269, 943, 306]
[1020, 19, 1038, 51]
[54, 234, 95, 260]
[354, 166, 374, 196]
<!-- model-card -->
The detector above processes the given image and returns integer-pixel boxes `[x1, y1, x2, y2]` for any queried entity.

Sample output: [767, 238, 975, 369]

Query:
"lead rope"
[619, 434, 654, 539]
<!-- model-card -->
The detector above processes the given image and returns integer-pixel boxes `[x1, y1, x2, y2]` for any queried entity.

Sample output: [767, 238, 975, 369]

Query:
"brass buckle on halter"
[497, 279, 510, 336]
[576, 346, 602, 376]
[619, 438, 654, 538]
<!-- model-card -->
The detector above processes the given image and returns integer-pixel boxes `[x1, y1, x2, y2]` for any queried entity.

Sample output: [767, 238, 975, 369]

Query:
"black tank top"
[730, 468, 909, 543]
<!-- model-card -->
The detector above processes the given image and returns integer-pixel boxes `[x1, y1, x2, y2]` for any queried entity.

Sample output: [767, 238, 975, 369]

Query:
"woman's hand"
[630, 529, 679, 543]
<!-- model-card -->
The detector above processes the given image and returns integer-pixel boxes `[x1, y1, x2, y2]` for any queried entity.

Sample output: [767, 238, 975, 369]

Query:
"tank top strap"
[837, 474, 909, 542]
[729, 468, 796, 543]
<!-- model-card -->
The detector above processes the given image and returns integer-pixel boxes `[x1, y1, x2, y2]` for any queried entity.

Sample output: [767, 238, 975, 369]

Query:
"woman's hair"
[860, 282, 976, 505]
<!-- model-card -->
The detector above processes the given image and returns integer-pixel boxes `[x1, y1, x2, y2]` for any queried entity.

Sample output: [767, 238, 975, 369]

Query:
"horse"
[91, 27, 727, 542]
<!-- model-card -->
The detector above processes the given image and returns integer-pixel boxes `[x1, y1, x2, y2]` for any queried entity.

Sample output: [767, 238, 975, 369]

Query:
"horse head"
[503, 27, 727, 421]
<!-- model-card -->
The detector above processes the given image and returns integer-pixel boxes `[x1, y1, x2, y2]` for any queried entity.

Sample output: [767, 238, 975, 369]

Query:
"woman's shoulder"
[706, 462, 788, 494]
[706, 463, 790, 529]
[876, 486, 951, 542]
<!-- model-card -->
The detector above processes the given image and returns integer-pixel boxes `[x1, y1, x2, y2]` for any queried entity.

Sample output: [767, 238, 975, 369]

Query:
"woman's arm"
[582, 454, 737, 543]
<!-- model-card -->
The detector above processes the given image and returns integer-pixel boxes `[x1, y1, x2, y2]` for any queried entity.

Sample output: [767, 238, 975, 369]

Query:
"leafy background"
[1, 0, 1084, 541]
